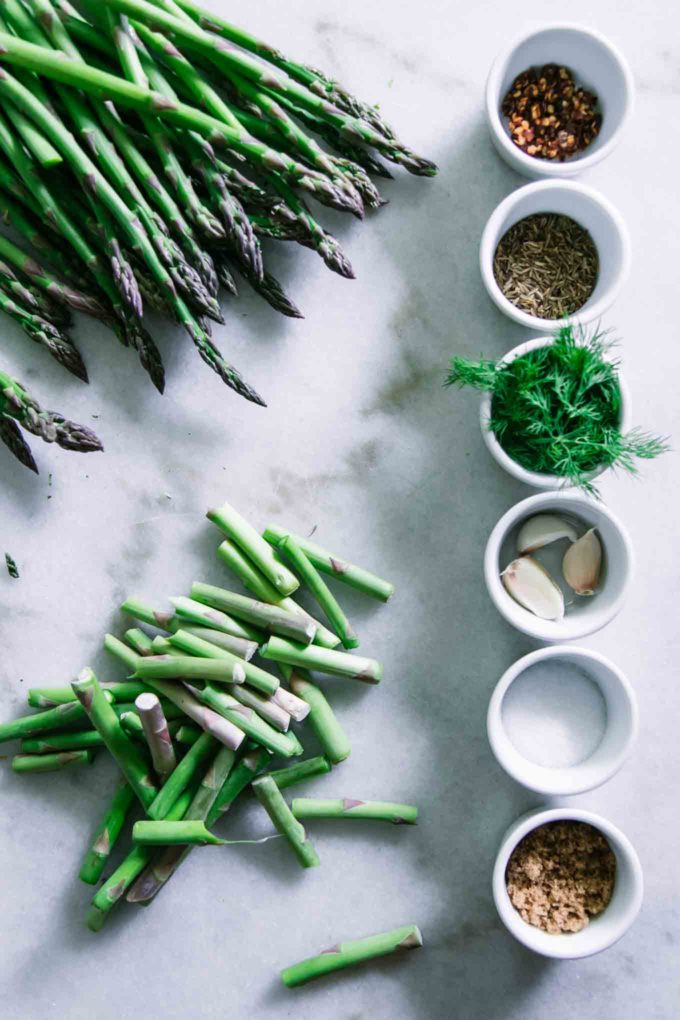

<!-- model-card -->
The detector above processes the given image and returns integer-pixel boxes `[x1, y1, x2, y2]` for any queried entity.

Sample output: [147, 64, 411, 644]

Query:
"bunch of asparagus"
[1, 499, 419, 971]
[0, 0, 436, 474]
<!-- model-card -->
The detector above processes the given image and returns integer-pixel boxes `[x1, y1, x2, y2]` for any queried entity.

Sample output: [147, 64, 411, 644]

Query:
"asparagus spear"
[276, 535, 359, 650]
[136, 692, 176, 782]
[280, 925, 423, 987]
[146, 730, 216, 820]
[21, 731, 105, 753]
[269, 686, 311, 723]
[171, 624, 258, 661]
[206, 502, 299, 596]
[141, 675, 246, 750]
[133, 654, 246, 686]
[291, 799, 418, 825]
[170, 595, 262, 642]
[104, 633, 141, 672]
[12, 749, 95, 772]
[121, 596, 177, 630]
[0, 369, 103, 455]
[79, 778, 136, 884]
[175, 723, 201, 745]
[263, 525, 395, 602]
[252, 774, 319, 868]
[71, 668, 158, 808]
[0, 698, 100, 743]
[184, 683, 299, 758]
[262, 637, 383, 685]
[285, 667, 350, 765]
[125, 628, 155, 656]
[27, 681, 148, 708]
[0, 233, 107, 319]
[132, 819, 226, 845]
[268, 756, 331, 791]
[190, 582, 314, 644]
[0, 288, 87, 380]
[166, 630, 279, 697]
[0, 414, 38, 473]
[207, 744, 269, 823]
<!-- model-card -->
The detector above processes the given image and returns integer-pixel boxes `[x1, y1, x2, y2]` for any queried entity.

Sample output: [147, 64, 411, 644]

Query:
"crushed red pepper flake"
[502, 64, 602, 161]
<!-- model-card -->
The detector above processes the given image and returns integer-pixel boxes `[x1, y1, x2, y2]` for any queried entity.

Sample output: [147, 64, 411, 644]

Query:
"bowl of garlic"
[484, 490, 634, 641]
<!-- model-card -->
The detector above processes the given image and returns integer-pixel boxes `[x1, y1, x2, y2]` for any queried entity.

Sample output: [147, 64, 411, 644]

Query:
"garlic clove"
[517, 514, 579, 554]
[501, 556, 565, 621]
[562, 528, 602, 596]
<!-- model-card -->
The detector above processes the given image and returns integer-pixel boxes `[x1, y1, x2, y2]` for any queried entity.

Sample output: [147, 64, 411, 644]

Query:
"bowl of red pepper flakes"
[485, 24, 634, 179]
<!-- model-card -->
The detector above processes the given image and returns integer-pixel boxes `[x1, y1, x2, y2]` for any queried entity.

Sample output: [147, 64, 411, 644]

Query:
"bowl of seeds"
[486, 23, 634, 178]
[493, 807, 643, 958]
[480, 179, 630, 330]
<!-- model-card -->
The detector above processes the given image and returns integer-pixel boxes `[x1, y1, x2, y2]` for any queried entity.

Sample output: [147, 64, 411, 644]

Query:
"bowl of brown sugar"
[493, 807, 643, 958]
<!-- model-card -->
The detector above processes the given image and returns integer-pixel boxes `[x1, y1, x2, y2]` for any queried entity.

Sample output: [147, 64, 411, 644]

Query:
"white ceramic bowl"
[484, 490, 634, 642]
[480, 335, 633, 489]
[486, 23, 634, 179]
[487, 645, 637, 795]
[493, 806, 643, 958]
[479, 181, 631, 331]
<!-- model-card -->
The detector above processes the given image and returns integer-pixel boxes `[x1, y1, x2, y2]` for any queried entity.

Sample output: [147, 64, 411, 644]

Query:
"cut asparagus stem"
[133, 654, 246, 686]
[228, 685, 290, 733]
[262, 637, 383, 684]
[207, 745, 270, 824]
[280, 924, 423, 987]
[268, 756, 332, 791]
[133, 819, 226, 845]
[71, 668, 158, 809]
[136, 692, 176, 782]
[291, 799, 418, 825]
[27, 681, 147, 708]
[191, 582, 315, 645]
[285, 667, 350, 764]
[263, 525, 395, 602]
[146, 731, 216, 820]
[121, 596, 177, 630]
[276, 534, 358, 650]
[87, 786, 193, 931]
[11, 749, 95, 772]
[252, 774, 319, 868]
[79, 778, 136, 884]
[125, 628, 155, 656]
[119, 710, 145, 738]
[167, 630, 279, 696]
[0, 698, 104, 743]
[206, 502, 299, 595]
[269, 686, 310, 723]
[175, 723, 202, 745]
[170, 595, 263, 642]
[21, 730, 105, 753]
[171, 624, 258, 661]
[216, 538, 340, 649]
[103, 633, 140, 672]
[141, 676, 245, 751]
[185, 683, 299, 758]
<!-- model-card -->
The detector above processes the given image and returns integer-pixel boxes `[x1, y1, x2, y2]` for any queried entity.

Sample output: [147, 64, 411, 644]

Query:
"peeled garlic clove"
[562, 528, 602, 596]
[517, 514, 579, 554]
[501, 556, 565, 621]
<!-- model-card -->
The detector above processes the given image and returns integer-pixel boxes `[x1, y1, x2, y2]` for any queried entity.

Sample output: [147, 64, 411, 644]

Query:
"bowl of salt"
[487, 645, 637, 795]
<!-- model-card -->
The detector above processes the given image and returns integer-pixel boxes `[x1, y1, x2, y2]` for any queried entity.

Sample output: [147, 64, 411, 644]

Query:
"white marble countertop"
[1, 1, 678, 1017]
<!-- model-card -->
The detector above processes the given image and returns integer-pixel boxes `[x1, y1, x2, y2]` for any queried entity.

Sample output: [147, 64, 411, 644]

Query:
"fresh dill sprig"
[445, 324, 669, 495]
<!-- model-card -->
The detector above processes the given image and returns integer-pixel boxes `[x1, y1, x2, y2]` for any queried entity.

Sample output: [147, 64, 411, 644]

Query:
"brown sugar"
[506, 821, 616, 934]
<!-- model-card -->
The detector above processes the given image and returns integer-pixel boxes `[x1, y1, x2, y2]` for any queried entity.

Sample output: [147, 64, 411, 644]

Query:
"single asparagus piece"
[216, 538, 340, 650]
[252, 774, 319, 868]
[0, 233, 107, 319]
[172, 624, 258, 661]
[132, 819, 226, 845]
[191, 582, 314, 645]
[268, 756, 331, 791]
[133, 654, 246, 686]
[292, 799, 418, 825]
[0, 414, 38, 473]
[12, 749, 95, 772]
[136, 692, 176, 782]
[170, 595, 262, 642]
[0, 369, 103, 454]
[0, 289, 88, 380]
[285, 667, 350, 765]
[27, 681, 146, 708]
[276, 535, 358, 650]
[79, 778, 136, 884]
[141, 676, 245, 750]
[121, 596, 177, 630]
[166, 630, 279, 696]
[206, 502, 299, 595]
[0, 698, 102, 743]
[104, 633, 141, 672]
[270, 686, 311, 723]
[125, 628, 155, 656]
[87, 785, 193, 930]
[175, 723, 201, 745]
[226, 684, 290, 733]
[118, 710, 145, 737]
[21, 730, 104, 753]
[233, 264, 303, 319]
[263, 637, 382, 684]
[280, 925, 423, 987]
[71, 668, 158, 808]
[185, 683, 299, 758]
[146, 730, 216, 820]
[264, 525, 395, 602]
[207, 744, 269, 823]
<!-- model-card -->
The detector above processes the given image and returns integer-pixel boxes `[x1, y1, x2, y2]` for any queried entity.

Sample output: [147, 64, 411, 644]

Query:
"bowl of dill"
[446, 326, 667, 494]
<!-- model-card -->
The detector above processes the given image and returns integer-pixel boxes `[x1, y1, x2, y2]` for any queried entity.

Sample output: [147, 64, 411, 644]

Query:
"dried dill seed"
[493, 213, 599, 319]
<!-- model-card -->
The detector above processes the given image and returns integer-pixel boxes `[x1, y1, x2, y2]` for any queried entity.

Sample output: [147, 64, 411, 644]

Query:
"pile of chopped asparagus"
[1, 499, 419, 968]
[0, 0, 436, 474]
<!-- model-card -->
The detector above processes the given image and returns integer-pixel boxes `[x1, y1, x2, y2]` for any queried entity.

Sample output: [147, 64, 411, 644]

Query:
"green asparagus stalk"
[292, 799, 418, 825]
[104, 633, 141, 672]
[12, 749, 95, 772]
[207, 745, 269, 824]
[171, 624, 258, 661]
[133, 654, 246, 685]
[140, 675, 246, 750]
[175, 723, 201, 745]
[125, 628, 155, 656]
[0, 369, 103, 455]
[118, 710, 145, 738]
[79, 778, 136, 884]
[132, 819, 226, 845]
[146, 730, 216, 820]
[268, 756, 331, 791]
[206, 502, 299, 595]
[135, 691, 176, 781]
[262, 637, 383, 684]
[276, 535, 358, 650]
[280, 925, 423, 987]
[170, 595, 262, 642]
[252, 774, 319, 868]
[185, 683, 299, 759]
[285, 667, 350, 765]
[121, 596, 177, 630]
[21, 730, 104, 753]
[190, 582, 314, 644]
[166, 630, 279, 696]
[263, 525, 395, 602]
[0, 698, 101, 743]
[0, 233, 107, 319]
[216, 538, 340, 650]
[0, 414, 38, 472]
[269, 685, 311, 723]
[71, 668, 158, 808]
[27, 681, 147, 708]
[0, 287, 87, 378]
